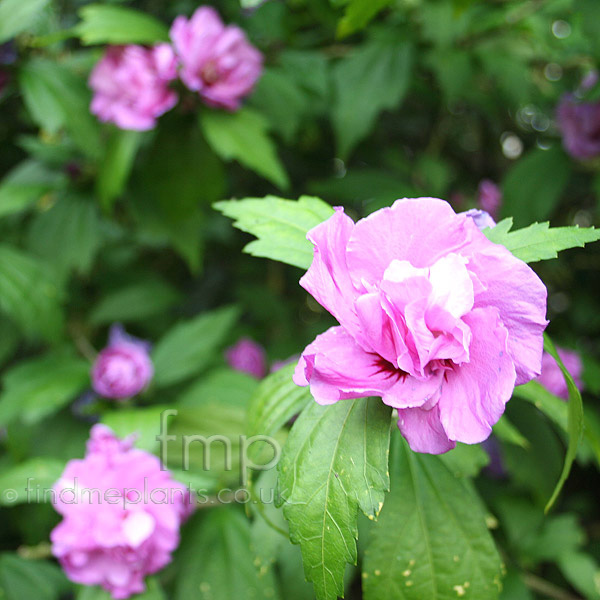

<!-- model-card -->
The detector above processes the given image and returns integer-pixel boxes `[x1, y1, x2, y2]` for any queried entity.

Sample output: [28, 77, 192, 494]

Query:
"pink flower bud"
[225, 337, 267, 379]
[477, 179, 502, 220]
[170, 6, 263, 111]
[91, 325, 153, 400]
[51, 425, 192, 599]
[89, 44, 178, 131]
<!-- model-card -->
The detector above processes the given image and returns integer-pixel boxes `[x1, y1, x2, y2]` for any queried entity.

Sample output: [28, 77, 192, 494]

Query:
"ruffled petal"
[346, 198, 477, 286]
[397, 404, 455, 454]
[469, 245, 548, 384]
[438, 307, 516, 444]
[293, 326, 404, 405]
[300, 208, 363, 338]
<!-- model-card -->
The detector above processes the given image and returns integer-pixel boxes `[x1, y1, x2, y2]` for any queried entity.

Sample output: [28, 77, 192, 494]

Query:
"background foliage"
[1, 0, 600, 599]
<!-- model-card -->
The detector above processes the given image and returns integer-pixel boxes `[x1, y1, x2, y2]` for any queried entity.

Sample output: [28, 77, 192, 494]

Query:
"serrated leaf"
[0, 245, 64, 341]
[0, 352, 90, 426]
[247, 363, 311, 440]
[362, 437, 503, 600]
[175, 509, 279, 600]
[0, 457, 65, 506]
[484, 218, 600, 263]
[152, 306, 239, 387]
[214, 195, 334, 269]
[276, 397, 392, 600]
[74, 5, 168, 45]
[201, 108, 289, 189]
[333, 35, 413, 158]
[0, 0, 50, 43]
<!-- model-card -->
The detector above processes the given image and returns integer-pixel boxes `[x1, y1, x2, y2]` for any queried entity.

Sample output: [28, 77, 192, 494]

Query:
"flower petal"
[346, 198, 477, 286]
[300, 208, 363, 339]
[469, 246, 547, 384]
[397, 404, 455, 454]
[293, 326, 404, 405]
[438, 307, 516, 444]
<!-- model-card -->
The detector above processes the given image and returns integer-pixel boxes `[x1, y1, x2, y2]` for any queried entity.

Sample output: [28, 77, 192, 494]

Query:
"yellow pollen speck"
[402, 570, 411, 577]
[367, 514, 375, 521]
[485, 515, 498, 529]
[406, 581, 413, 587]
[453, 585, 466, 597]
[374, 570, 381, 576]
[464, 582, 470, 589]
[362, 573, 368, 579]
[409, 559, 416, 566]
[453, 555, 460, 562]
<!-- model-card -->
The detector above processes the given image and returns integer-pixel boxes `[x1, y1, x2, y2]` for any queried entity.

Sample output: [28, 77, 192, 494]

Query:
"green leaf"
[96, 129, 144, 211]
[0, 0, 50, 43]
[0, 457, 65, 506]
[276, 397, 392, 600]
[89, 278, 181, 325]
[440, 442, 490, 478]
[333, 35, 413, 158]
[201, 108, 289, 189]
[214, 195, 334, 269]
[102, 405, 169, 453]
[558, 552, 600, 600]
[19, 58, 102, 159]
[27, 195, 104, 276]
[0, 161, 66, 219]
[500, 147, 570, 227]
[74, 4, 169, 45]
[130, 120, 225, 272]
[247, 363, 311, 440]
[516, 336, 584, 512]
[362, 437, 503, 600]
[175, 509, 279, 600]
[337, 0, 393, 38]
[152, 306, 239, 387]
[0, 245, 64, 341]
[493, 416, 528, 449]
[0, 352, 90, 426]
[178, 368, 258, 409]
[0, 555, 69, 600]
[484, 218, 600, 263]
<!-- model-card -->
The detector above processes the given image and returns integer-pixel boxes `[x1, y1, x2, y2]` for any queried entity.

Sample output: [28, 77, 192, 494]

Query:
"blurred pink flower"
[170, 6, 263, 110]
[477, 180, 501, 220]
[51, 425, 192, 599]
[91, 325, 153, 400]
[225, 337, 267, 379]
[294, 198, 547, 454]
[89, 44, 178, 130]
[557, 94, 600, 160]
[537, 347, 584, 400]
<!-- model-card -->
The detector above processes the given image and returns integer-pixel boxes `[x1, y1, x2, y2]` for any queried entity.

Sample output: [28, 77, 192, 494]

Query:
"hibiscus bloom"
[294, 198, 548, 454]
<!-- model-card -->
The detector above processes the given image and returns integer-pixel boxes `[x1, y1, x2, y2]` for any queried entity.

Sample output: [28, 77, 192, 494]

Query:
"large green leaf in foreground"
[363, 437, 503, 600]
[276, 398, 392, 600]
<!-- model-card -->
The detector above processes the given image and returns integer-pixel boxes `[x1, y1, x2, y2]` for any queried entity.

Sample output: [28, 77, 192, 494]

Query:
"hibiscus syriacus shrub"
[2, 1, 600, 600]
